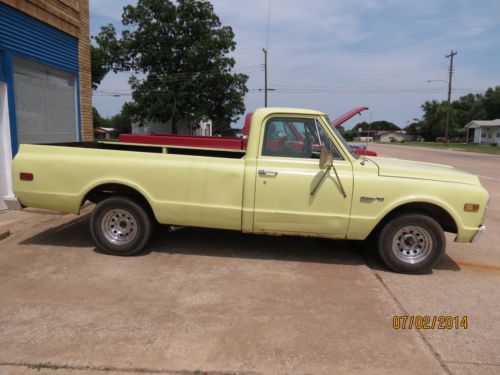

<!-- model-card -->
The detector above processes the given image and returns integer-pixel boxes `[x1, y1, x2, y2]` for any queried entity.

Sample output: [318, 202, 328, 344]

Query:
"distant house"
[353, 136, 373, 142]
[464, 120, 500, 145]
[132, 119, 213, 136]
[373, 131, 409, 143]
[94, 127, 116, 140]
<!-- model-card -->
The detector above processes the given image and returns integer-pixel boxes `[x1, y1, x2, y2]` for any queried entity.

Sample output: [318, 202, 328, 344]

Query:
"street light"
[427, 79, 452, 142]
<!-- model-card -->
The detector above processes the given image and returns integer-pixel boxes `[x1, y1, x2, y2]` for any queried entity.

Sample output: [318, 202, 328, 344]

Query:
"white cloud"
[89, 0, 134, 20]
[92, 0, 500, 127]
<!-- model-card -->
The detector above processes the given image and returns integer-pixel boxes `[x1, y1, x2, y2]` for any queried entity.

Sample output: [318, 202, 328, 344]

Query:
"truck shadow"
[152, 226, 365, 266]
[20, 214, 461, 271]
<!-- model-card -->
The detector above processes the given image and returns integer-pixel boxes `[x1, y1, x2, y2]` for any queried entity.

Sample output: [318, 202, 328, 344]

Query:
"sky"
[90, 0, 500, 129]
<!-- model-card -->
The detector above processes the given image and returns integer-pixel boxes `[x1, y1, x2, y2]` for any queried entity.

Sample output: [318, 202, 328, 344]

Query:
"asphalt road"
[0, 144, 498, 375]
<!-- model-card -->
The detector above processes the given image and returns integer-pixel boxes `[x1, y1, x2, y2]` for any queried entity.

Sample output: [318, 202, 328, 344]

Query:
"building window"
[13, 57, 78, 144]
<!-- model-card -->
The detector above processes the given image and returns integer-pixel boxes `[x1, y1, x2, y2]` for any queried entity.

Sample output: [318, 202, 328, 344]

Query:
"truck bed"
[118, 134, 247, 151]
[45, 141, 246, 159]
[12, 142, 247, 229]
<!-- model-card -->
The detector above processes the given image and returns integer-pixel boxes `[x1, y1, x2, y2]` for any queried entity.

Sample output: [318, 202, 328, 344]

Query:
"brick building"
[0, 0, 92, 211]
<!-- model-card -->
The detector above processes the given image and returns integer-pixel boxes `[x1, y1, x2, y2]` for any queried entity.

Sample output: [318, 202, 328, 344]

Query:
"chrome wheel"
[101, 208, 138, 246]
[392, 225, 433, 264]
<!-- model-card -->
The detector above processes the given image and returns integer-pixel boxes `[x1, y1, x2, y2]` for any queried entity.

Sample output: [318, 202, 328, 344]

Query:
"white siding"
[379, 132, 406, 142]
[474, 126, 500, 145]
[473, 127, 481, 143]
[0, 83, 13, 211]
[132, 119, 212, 136]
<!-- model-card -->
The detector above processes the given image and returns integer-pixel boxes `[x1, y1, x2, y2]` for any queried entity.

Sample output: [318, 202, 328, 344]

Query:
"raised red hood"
[332, 107, 377, 157]
[332, 106, 369, 127]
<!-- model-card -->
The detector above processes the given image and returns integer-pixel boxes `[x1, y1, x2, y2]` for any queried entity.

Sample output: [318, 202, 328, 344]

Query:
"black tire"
[377, 213, 445, 274]
[90, 196, 154, 256]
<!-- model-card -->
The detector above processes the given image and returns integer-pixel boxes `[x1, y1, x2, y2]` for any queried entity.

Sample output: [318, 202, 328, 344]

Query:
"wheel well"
[82, 183, 155, 219]
[371, 202, 458, 237]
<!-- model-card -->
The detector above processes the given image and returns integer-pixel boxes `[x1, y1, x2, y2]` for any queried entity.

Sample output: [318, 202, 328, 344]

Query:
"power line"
[93, 87, 482, 97]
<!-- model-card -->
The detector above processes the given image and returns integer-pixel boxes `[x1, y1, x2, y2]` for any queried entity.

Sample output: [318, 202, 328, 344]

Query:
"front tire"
[377, 214, 445, 274]
[90, 196, 154, 256]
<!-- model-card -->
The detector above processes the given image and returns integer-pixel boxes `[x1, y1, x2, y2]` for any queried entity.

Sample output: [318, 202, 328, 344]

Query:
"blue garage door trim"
[0, 3, 79, 73]
[0, 3, 81, 155]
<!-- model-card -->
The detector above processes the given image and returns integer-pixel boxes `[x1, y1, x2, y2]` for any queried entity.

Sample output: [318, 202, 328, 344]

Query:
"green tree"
[480, 86, 500, 120]
[352, 121, 400, 133]
[91, 45, 108, 90]
[343, 130, 354, 141]
[412, 87, 500, 140]
[452, 93, 481, 128]
[91, 24, 123, 90]
[419, 100, 446, 140]
[92, 107, 109, 128]
[93, 105, 133, 135]
[109, 103, 134, 135]
[94, 0, 248, 133]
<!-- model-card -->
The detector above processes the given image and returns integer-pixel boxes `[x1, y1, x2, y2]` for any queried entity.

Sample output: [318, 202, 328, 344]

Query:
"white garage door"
[13, 57, 78, 144]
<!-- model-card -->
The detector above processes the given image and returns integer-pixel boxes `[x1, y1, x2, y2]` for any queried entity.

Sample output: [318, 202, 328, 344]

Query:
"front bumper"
[2, 196, 23, 211]
[472, 225, 486, 243]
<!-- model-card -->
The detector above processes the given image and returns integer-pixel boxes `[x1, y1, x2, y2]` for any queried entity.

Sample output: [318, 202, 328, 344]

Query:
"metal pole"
[263, 48, 268, 107]
[445, 50, 457, 142]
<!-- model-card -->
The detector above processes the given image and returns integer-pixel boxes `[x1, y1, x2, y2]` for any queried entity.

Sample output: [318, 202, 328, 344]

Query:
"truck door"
[253, 116, 353, 237]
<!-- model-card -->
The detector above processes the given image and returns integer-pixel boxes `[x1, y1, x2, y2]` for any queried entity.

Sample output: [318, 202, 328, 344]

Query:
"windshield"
[324, 116, 359, 159]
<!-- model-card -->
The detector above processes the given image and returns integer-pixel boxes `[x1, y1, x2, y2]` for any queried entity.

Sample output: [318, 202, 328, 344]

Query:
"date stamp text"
[393, 315, 468, 330]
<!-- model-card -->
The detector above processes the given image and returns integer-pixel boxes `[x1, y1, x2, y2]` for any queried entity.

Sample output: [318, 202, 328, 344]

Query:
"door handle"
[258, 169, 278, 177]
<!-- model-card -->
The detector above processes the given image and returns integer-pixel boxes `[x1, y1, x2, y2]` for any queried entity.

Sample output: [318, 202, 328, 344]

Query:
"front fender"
[347, 195, 462, 240]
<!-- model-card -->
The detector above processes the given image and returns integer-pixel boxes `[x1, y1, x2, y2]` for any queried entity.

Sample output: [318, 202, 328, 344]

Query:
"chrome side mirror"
[313, 145, 347, 198]
[319, 145, 333, 169]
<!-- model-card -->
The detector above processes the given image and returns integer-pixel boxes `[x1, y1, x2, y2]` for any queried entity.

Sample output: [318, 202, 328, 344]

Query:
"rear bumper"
[2, 196, 23, 211]
[471, 225, 486, 243]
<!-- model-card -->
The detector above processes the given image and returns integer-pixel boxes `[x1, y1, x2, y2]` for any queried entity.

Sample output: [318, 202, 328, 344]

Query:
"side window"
[316, 120, 342, 159]
[262, 117, 342, 159]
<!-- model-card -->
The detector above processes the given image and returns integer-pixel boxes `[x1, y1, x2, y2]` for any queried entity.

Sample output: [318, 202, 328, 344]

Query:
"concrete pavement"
[367, 143, 500, 375]
[1, 211, 444, 374]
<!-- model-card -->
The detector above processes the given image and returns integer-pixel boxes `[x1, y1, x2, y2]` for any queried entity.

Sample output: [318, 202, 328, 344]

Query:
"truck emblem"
[360, 196, 384, 203]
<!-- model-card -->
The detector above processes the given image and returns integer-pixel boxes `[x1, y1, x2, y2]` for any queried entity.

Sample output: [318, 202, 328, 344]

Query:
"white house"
[132, 119, 213, 136]
[94, 127, 116, 140]
[373, 130, 409, 143]
[464, 120, 500, 145]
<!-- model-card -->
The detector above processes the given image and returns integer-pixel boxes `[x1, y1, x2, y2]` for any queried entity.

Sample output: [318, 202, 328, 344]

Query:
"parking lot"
[0, 144, 499, 375]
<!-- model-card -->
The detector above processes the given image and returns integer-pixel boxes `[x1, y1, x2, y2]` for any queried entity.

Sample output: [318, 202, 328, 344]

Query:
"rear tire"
[377, 214, 445, 274]
[90, 196, 154, 256]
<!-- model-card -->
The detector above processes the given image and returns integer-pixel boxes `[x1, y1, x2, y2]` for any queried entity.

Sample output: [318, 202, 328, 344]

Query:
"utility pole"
[263, 48, 268, 107]
[445, 50, 457, 142]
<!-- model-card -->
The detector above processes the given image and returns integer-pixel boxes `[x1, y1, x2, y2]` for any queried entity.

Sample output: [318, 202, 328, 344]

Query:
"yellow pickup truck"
[5, 107, 489, 273]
